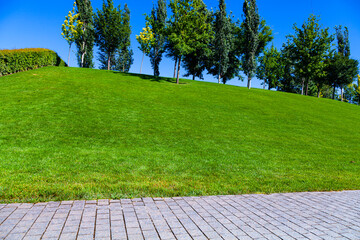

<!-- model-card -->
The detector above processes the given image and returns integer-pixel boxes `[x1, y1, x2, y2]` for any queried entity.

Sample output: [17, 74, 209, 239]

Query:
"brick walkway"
[0, 191, 359, 240]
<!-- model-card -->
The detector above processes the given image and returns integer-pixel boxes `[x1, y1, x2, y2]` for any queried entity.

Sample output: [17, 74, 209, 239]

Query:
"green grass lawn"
[0, 66, 359, 203]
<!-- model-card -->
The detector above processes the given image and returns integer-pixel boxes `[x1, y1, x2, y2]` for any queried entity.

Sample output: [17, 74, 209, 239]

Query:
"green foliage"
[146, 0, 167, 76]
[94, 0, 124, 70]
[240, 0, 273, 89]
[335, 26, 350, 58]
[168, 0, 214, 83]
[256, 45, 282, 90]
[182, 1, 214, 80]
[115, 47, 133, 73]
[0, 48, 66, 76]
[206, 0, 239, 84]
[283, 15, 333, 95]
[94, 1, 132, 72]
[1, 67, 360, 202]
[75, 0, 95, 68]
[344, 83, 357, 103]
[116, 4, 133, 73]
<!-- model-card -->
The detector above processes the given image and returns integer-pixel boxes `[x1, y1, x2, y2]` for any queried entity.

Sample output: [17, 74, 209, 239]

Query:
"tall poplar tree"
[146, 0, 167, 77]
[240, 0, 272, 89]
[240, 0, 273, 89]
[333, 26, 358, 101]
[75, 0, 95, 68]
[94, 0, 125, 71]
[206, 0, 234, 84]
[115, 4, 133, 72]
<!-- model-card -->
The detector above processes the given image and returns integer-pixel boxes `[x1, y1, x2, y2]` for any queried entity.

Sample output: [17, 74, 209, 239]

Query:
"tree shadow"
[113, 71, 187, 84]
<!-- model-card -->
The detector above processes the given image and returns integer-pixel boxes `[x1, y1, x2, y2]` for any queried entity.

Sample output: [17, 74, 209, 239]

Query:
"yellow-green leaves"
[61, 1, 82, 46]
[136, 26, 155, 55]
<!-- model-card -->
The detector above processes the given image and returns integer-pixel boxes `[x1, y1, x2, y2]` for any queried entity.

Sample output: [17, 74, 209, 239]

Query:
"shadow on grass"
[113, 72, 187, 84]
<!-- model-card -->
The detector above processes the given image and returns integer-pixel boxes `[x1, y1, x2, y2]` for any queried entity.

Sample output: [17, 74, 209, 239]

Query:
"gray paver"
[0, 191, 359, 239]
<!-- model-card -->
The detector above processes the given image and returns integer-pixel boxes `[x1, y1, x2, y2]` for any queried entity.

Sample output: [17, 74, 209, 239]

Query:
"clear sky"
[1, 0, 359, 88]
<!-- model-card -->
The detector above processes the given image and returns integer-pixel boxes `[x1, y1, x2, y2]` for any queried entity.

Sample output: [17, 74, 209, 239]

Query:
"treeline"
[257, 18, 359, 103]
[137, 0, 359, 102]
[61, 0, 133, 71]
[137, 0, 273, 87]
[61, 0, 359, 103]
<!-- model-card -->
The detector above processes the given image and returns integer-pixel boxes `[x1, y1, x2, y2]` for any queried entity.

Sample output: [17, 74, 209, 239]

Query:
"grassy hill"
[0, 66, 359, 203]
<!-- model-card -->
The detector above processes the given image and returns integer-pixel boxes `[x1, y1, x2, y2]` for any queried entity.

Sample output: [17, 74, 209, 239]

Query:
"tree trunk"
[176, 56, 181, 84]
[107, 53, 111, 71]
[173, 57, 178, 79]
[218, 56, 222, 84]
[268, 83, 271, 90]
[341, 86, 344, 102]
[332, 84, 336, 99]
[81, 41, 86, 68]
[305, 81, 309, 96]
[263, 81, 266, 90]
[140, 52, 144, 74]
[301, 78, 305, 95]
[247, 76, 252, 89]
[192, 75, 195, 81]
[67, 44, 71, 67]
[317, 88, 321, 98]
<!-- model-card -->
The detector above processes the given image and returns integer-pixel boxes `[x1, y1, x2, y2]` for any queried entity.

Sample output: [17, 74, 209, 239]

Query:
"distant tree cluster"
[274, 17, 359, 102]
[137, 0, 273, 86]
[61, 0, 360, 105]
[61, 0, 133, 72]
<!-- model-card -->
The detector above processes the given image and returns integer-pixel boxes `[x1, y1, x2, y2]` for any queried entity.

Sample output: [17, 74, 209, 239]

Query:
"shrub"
[0, 48, 67, 76]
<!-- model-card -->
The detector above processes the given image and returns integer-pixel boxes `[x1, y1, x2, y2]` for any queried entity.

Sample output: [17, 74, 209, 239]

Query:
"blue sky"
[1, 0, 359, 88]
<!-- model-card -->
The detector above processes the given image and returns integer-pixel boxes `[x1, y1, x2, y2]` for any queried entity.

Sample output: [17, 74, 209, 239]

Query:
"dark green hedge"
[0, 48, 67, 76]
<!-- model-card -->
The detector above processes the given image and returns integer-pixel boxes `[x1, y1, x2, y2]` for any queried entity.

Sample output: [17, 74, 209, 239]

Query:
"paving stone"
[0, 191, 359, 239]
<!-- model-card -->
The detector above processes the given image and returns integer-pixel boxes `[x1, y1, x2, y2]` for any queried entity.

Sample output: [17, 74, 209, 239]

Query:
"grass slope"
[0, 67, 359, 203]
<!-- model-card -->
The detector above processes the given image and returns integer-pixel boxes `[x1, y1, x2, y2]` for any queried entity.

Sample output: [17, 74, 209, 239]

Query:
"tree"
[94, 0, 125, 71]
[277, 47, 301, 93]
[355, 75, 360, 105]
[325, 54, 359, 100]
[283, 15, 333, 96]
[164, 41, 179, 78]
[75, 0, 95, 68]
[61, 1, 82, 67]
[136, 26, 154, 74]
[116, 47, 133, 72]
[182, 1, 213, 81]
[115, 4, 133, 72]
[344, 83, 357, 103]
[240, 0, 273, 89]
[256, 45, 282, 90]
[167, 0, 213, 84]
[146, 0, 167, 77]
[334, 26, 358, 101]
[206, 0, 232, 84]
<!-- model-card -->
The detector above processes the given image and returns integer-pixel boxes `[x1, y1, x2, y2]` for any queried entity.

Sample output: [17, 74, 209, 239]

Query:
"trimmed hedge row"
[0, 48, 67, 76]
